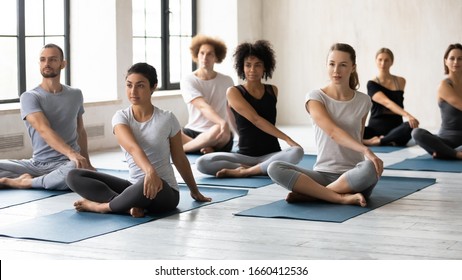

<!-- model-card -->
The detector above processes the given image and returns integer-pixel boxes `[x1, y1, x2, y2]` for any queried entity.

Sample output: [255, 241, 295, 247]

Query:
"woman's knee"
[411, 128, 426, 142]
[289, 146, 305, 164]
[267, 161, 286, 179]
[348, 161, 378, 193]
[267, 161, 297, 189]
[362, 160, 378, 182]
[195, 155, 212, 174]
[65, 168, 86, 191]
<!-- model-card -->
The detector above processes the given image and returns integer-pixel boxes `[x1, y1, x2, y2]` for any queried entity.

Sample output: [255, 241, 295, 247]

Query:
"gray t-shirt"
[20, 85, 84, 162]
[305, 89, 372, 173]
[181, 72, 234, 132]
[112, 106, 181, 191]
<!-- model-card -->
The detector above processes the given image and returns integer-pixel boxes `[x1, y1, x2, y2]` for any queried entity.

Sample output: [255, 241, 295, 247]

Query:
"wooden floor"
[1, 126, 461, 260]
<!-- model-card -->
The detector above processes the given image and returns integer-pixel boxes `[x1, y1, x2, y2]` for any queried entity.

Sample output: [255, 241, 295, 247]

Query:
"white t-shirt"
[112, 106, 181, 190]
[181, 72, 234, 132]
[305, 89, 372, 173]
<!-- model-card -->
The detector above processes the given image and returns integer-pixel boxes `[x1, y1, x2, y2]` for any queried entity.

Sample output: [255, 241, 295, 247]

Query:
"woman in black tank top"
[195, 40, 303, 177]
[363, 48, 419, 147]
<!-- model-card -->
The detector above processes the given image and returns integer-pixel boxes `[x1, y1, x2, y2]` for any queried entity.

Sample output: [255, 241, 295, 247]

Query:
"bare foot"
[457, 151, 462, 160]
[286, 191, 316, 203]
[362, 136, 381, 146]
[129, 207, 145, 218]
[0, 173, 33, 189]
[74, 199, 110, 213]
[200, 147, 215, 154]
[216, 167, 249, 178]
[341, 193, 367, 207]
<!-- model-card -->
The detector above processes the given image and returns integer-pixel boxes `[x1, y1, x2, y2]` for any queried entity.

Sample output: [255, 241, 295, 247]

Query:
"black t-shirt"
[367, 80, 405, 119]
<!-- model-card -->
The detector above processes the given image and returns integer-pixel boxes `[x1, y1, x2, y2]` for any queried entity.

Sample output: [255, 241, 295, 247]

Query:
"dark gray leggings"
[412, 128, 462, 159]
[364, 121, 412, 146]
[66, 169, 179, 214]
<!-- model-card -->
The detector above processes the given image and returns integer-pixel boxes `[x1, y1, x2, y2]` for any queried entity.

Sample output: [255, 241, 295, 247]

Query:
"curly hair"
[233, 40, 276, 81]
[189, 34, 227, 63]
[443, 43, 462, 74]
[329, 43, 360, 90]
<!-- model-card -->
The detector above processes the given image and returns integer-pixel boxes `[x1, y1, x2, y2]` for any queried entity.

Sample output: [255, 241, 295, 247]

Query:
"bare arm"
[190, 96, 229, 139]
[76, 115, 95, 170]
[169, 131, 211, 202]
[114, 124, 162, 199]
[371, 78, 419, 128]
[227, 86, 300, 147]
[438, 79, 462, 111]
[307, 100, 383, 176]
[25, 111, 92, 169]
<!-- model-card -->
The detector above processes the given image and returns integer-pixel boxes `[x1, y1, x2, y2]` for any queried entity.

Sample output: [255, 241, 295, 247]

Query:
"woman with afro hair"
[196, 40, 303, 178]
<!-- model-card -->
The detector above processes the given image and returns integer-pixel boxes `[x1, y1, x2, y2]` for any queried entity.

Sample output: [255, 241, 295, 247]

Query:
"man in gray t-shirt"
[0, 44, 94, 190]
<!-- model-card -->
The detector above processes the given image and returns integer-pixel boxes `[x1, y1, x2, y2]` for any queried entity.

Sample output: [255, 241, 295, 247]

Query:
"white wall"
[263, 0, 462, 129]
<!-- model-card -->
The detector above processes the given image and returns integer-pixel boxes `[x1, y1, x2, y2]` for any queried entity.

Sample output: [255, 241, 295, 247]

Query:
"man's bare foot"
[341, 193, 367, 207]
[286, 191, 316, 203]
[216, 167, 249, 178]
[129, 207, 145, 218]
[74, 199, 110, 213]
[200, 147, 215, 154]
[362, 136, 381, 146]
[0, 173, 33, 189]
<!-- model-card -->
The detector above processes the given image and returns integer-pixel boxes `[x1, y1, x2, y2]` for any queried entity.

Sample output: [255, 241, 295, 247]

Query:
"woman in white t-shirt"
[66, 63, 211, 217]
[268, 43, 383, 207]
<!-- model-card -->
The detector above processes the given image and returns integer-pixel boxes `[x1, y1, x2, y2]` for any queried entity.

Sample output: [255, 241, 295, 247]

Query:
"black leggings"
[66, 169, 179, 214]
[412, 128, 462, 159]
[364, 115, 412, 146]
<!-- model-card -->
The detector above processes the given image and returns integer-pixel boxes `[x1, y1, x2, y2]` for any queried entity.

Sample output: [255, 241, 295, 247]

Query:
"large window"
[132, 0, 196, 90]
[0, 0, 69, 104]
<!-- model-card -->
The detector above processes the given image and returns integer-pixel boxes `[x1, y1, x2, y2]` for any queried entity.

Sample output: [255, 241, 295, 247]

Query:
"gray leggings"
[412, 128, 462, 159]
[196, 146, 304, 175]
[0, 159, 75, 190]
[66, 169, 179, 214]
[268, 160, 378, 198]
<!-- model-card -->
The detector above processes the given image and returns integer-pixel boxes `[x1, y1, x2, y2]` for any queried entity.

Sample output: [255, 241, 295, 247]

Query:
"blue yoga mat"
[369, 145, 407, 153]
[0, 185, 248, 243]
[297, 154, 317, 169]
[186, 153, 202, 164]
[96, 168, 129, 179]
[235, 176, 436, 223]
[385, 154, 462, 173]
[193, 175, 273, 188]
[0, 189, 69, 209]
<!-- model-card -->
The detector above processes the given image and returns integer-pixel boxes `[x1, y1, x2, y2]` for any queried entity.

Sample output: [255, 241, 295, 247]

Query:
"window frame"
[133, 0, 197, 91]
[0, 0, 70, 104]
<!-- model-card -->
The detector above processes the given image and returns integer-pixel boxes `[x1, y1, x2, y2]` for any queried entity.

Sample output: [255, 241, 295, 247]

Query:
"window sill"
[153, 89, 182, 97]
[0, 103, 21, 114]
